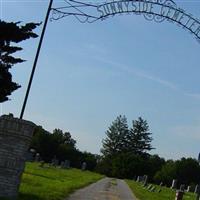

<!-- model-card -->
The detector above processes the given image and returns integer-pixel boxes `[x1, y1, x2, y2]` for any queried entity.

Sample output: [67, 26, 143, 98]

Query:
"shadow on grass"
[24, 172, 57, 181]
[17, 193, 42, 200]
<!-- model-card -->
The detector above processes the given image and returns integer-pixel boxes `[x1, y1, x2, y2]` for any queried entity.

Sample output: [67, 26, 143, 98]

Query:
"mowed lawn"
[18, 162, 104, 200]
[126, 180, 196, 200]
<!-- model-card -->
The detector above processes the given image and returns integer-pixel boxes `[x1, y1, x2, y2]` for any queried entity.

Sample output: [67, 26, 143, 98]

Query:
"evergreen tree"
[0, 20, 40, 102]
[128, 117, 154, 155]
[101, 115, 129, 157]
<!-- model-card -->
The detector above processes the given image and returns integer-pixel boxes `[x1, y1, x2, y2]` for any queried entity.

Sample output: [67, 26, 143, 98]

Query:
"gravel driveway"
[66, 177, 137, 200]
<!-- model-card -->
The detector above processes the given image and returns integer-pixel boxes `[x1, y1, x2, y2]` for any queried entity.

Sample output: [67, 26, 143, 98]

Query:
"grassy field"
[126, 180, 196, 200]
[17, 162, 104, 200]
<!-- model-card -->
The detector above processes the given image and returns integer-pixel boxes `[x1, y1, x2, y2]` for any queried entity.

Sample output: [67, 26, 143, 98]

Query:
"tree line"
[96, 115, 200, 189]
[30, 126, 98, 171]
[30, 115, 200, 189]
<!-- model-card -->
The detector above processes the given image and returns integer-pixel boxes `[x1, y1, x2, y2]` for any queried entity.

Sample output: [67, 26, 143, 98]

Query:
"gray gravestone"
[137, 176, 143, 182]
[26, 148, 36, 162]
[150, 186, 156, 192]
[171, 179, 177, 189]
[0, 114, 35, 199]
[81, 162, 87, 170]
[180, 184, 185, 191]
[147, 184, 153, 190]
[143, 175, 148, 186]
[158, 188, 162, 193]
[194, 185, 200, 194]
[51, 156, 59, 167]
[64, 160, 70, 169]
[187, 186, 191, 192]
[60, 161, 65, 168]
[195, 185, 200, 200]
[35, 153, 40, 162]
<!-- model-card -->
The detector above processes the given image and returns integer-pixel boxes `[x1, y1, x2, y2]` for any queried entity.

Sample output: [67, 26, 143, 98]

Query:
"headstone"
[64, 160, 70, 169]
[158, 188, 162, 193]
[26, 151, 34, 162]
[143, 175, 148, 186]
[150, 186, 156, 192]
[180, 184, 185, 191]
[137, 176, 143, 182]
[35, 153, 40, 162]
[0, 114, 35, 199]
[26, 148, 36, 161]
[187, 186, 191, 192]
[171, 179, 177, 189]
[81, 162, 87, 170]
[194, 185, 200, 194]
[51, 156, 59, 167]
[60, 161, 65, 168]
[147, 184, 152, 190]
[175, 190, 184, 200]
[195, 185, 200, 200]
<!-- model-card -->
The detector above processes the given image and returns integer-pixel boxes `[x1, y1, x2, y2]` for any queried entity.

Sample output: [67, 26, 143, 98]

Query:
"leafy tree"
[176, 158, 200, 185]
[31, 127, 77, 163]
[81, 152, 99, 171]
[30, 126, 53, 161]
[101, 115, 129, 157]
[154, 158, 200, 186]
[128, 117, 154, 155]
[0, 20, 40, 102]
[146, 154, 165, 181]
[95, 155, 113, 176]
[31, 127, 99, 170]
[111, 152, 147, 178]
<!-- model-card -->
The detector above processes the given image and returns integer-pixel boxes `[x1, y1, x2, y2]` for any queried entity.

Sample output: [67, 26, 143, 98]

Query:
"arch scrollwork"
[51, 0, 200, 43]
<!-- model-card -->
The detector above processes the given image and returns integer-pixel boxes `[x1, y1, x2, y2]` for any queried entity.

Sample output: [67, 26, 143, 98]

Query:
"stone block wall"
[0, 114, 35, 199]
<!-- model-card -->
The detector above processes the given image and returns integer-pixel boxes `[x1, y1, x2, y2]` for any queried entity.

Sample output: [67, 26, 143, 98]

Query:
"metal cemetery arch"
[20, 0, 200, 119]
[51, 0, 200, 42]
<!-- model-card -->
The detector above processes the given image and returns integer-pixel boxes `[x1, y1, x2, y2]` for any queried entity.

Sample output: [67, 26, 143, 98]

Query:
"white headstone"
[171, 179, 177, 189]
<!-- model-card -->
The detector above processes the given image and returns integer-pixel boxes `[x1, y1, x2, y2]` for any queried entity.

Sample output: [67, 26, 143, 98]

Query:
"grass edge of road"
[125, 180, 196, 200]
[17, 162, 104, 200]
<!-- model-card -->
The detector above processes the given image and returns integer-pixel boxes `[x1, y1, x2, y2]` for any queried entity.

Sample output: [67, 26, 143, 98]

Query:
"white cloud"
[93, 56, 200, 101]
[72, 43, 200, 101]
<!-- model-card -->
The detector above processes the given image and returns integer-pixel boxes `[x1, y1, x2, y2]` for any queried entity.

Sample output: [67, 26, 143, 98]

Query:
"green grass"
[17, 162, 104, 200]
[126, 180, 196, 200]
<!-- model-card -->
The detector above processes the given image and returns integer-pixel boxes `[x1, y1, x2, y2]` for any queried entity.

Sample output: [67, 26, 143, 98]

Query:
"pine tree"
[101, 115, 129, 157]
[0, 20, 40, 103]
[128, 117, 154, 155]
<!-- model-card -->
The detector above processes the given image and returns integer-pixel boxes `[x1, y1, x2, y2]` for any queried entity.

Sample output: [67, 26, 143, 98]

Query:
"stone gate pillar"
[0, 114, 35, 199]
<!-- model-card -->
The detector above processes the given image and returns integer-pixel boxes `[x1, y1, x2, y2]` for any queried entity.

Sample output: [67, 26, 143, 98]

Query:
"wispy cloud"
[92, 51, 200, 100]
[91, 54, 179, 90]
[78, 43, 200, 100]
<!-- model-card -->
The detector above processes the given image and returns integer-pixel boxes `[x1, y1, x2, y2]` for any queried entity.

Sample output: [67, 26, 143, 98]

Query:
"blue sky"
[1, 0, 200, 159]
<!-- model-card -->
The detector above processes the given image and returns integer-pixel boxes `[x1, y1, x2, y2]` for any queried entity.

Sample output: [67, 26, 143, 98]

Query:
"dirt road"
[66, 177, 137, 200]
